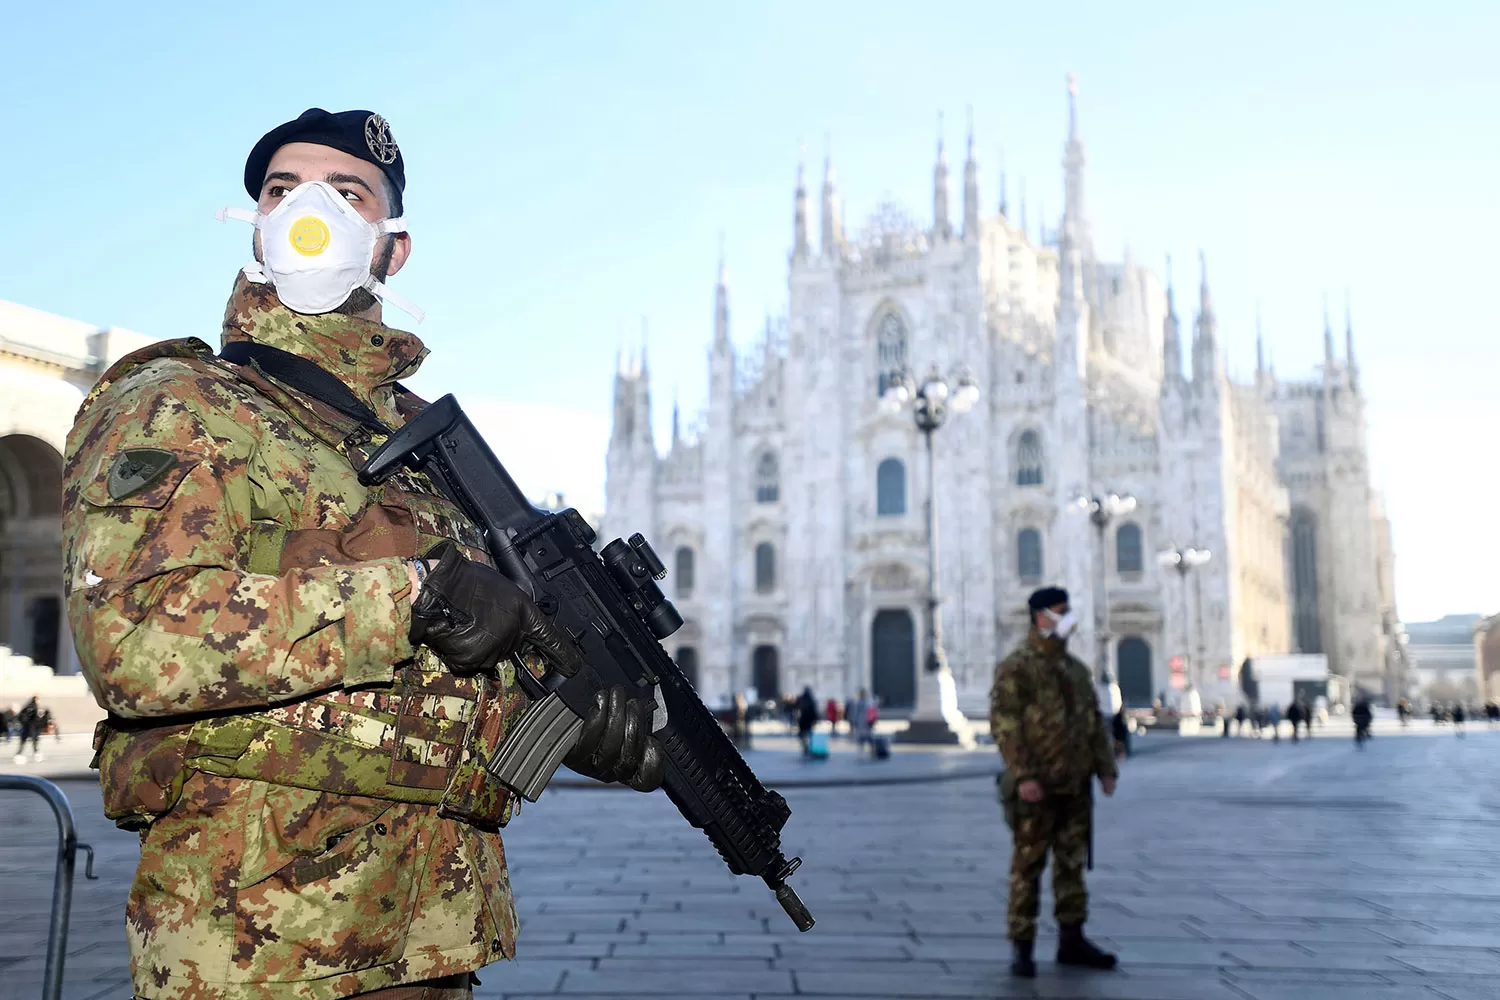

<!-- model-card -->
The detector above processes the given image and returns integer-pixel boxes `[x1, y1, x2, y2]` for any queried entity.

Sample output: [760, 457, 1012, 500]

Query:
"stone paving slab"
[7, 729, 1500, 997]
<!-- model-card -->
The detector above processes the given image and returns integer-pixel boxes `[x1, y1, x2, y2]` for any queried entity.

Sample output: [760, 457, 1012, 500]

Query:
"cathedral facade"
[603, 78, 1398, 715]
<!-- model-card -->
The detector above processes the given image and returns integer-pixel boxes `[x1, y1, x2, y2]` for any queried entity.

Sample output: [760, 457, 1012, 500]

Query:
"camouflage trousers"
[1007, 789, 1090, 941]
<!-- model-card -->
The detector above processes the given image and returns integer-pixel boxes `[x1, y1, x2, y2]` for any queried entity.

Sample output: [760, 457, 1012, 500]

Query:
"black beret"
[243, 108, 405, 205]
[1028, 587, 1069, 612]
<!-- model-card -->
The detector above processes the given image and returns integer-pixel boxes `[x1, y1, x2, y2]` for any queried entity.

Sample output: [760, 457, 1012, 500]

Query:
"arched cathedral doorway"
[751, 645, 780, 702]
[1117, 637, 1153, 708]
[871, 609, 916, 710]
[0, 434, 66, 670]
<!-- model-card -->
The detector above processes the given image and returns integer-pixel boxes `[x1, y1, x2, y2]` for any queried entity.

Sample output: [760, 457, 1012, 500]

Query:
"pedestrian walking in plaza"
[851, 688, 873, 750]
[796, 687, 819, 757]
[1235, 703, 1247, 736]
[1487, 702, 1499, 726]
[1352, 697, 1374, 747]
[0, 706, 11, 744]
[1300, 699, 1315, 739]
[991, 587, 1119, 979]
[1268, 703, 1282, 742]
[1286, 701, 1303, 743]
[13, 696, 42, 764]
[824, 697, 841, 736]
[1453, 703, 1466, 736]
[1398, 697, 1412, 727]
[731, 692, 752, 750]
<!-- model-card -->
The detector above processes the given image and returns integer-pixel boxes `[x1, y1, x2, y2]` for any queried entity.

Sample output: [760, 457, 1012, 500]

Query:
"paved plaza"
[5, 723, 1500, 999]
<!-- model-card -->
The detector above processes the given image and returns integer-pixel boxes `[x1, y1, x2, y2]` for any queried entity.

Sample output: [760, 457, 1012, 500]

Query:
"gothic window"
[1291, 508, 1322, 654]
[1017, 528, 1043, 584]
[1116, 522, 1143, 576]
[1015, 430, 1045, 486]
[674, 546, 695, 599]
[675, 646, 699, 690]
[874, 312, 909, 397]
[755, 542, 776, 594]
[876, 458, 906, 516]
[754, 451, 779, 503]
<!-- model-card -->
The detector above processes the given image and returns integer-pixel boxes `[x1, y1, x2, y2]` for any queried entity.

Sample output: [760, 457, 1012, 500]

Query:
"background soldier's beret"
[243, 108, 406, 205]
[1027, 586, 1069, 612]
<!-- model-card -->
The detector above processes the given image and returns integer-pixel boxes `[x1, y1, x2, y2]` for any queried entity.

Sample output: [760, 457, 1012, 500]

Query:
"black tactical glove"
[408, 542, 582, 677]
[564, 684, 666, 792]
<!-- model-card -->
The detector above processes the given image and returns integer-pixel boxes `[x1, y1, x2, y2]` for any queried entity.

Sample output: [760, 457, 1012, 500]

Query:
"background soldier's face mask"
[220, 181, 424, 322]
[1042, 608, 1079, 640]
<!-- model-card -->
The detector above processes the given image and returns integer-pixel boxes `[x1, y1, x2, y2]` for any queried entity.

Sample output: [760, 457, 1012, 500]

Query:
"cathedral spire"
[1062, 72, 1090, 255]
[998, 146, 1008, 218]
[962, 106, 980, 241]
[792, 147, 810, 260]
[1162, 253, 1183, 385]
[1192, 250, 1222, 385]
[634, 315, 654, 449]
[820, 134, 844, 258]
[714, 240, 730, 351]
[1345, 290, 1359, 391]
[671, 387, 680, 448]
[1255, 298, 1265, 378]
[639, 315, 650, 378]
[1322, 290, 1335, 376]
[933, 111, 953, 240]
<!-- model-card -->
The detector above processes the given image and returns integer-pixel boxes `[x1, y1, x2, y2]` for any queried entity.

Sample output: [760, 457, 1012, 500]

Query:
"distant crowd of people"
[723, 686, 887, 759]
[1, 696, 55, 764]
[1212, 699, 1323, 742]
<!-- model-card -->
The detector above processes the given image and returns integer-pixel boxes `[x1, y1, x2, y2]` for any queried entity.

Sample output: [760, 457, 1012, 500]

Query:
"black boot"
[1010, 939, 1036, 978]
[1056, 922, 1117, 970]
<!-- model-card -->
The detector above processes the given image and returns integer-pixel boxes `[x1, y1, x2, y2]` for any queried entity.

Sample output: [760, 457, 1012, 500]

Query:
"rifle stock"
[360, 394, 814, 932]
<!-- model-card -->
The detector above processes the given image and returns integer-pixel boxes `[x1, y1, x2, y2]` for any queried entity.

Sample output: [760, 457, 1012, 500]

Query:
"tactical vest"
[87, 338, 527, 831]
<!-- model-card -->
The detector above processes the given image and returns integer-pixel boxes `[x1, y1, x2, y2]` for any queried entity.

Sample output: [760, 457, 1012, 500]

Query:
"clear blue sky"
[2, 2, 1494, 622]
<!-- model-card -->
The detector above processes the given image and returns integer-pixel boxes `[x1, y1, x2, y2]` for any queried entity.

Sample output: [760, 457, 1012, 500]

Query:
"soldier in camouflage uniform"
[990, 586, 1119, 978]
[63, 108, 663, 1000]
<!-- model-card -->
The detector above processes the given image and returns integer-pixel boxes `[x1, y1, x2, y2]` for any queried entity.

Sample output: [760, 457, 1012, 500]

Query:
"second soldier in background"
[991, 586, 1120, 979]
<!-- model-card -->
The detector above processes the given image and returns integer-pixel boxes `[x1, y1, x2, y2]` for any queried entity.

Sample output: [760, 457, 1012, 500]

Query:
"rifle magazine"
[487, 692, 584, 802]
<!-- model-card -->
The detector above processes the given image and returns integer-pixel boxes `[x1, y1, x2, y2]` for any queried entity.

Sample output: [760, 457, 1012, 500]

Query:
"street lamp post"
[1074, 493, 1137, 684]
[883, 363, 980, 745]
[1157, 546, 1212, 716]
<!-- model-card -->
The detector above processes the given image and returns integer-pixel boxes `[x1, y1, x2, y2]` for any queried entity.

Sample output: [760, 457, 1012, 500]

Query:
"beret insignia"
[365, 114, 399, 166]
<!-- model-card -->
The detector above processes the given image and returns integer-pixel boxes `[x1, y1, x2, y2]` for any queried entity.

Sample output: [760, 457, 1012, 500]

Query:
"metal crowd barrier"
[0, 775, 98, 1000]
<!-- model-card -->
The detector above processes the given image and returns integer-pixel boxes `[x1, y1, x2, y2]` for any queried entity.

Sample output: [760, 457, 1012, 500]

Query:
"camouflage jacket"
[989, 633, 1118, 794]
[62, 278, 524, 999]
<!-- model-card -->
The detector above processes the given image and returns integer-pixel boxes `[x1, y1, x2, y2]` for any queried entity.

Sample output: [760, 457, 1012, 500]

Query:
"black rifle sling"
[219, 341, 391, 434]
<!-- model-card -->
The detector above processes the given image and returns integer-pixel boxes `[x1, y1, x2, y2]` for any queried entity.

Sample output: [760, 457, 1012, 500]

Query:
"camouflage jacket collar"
[220, 275, 429, 408]
[1027, 630, 1069, 663]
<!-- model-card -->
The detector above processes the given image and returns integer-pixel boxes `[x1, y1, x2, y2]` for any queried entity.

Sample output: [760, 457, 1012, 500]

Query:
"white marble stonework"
[603, 78, 1398, 716]
[0, 298, 156, 680]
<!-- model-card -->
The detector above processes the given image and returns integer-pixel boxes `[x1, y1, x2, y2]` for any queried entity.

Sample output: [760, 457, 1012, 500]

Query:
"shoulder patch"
[107, 449, 179, 500]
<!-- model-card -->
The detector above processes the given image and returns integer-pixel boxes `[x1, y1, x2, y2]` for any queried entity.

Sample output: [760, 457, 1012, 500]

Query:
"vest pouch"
[92, 717, 196, 831]
[437, 672, 526, 831]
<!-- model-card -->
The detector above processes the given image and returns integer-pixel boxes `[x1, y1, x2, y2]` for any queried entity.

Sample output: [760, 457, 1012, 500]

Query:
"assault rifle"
[359, 395, 814, 932]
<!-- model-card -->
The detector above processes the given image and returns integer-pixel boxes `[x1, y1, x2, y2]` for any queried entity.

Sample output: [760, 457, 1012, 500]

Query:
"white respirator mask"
[218, 180, 423, 323]
[1043, 609, 1079, 640]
